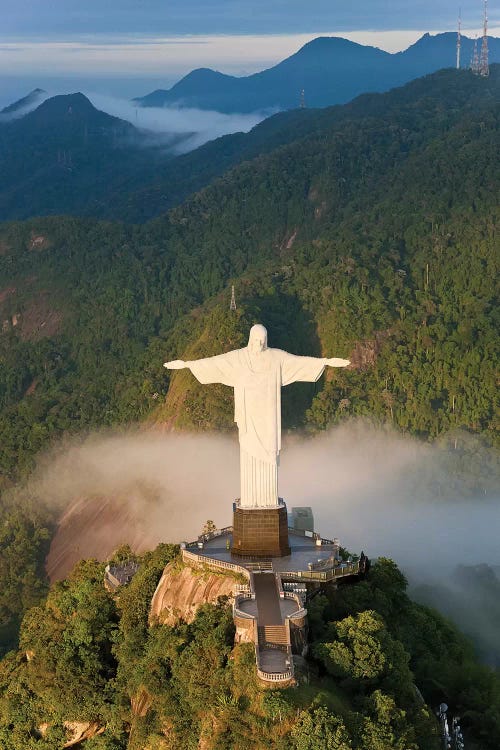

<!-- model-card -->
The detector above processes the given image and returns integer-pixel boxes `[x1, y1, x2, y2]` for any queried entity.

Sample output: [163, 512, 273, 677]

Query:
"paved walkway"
[254, 573, 283, 625]
[259, 648, 290, 673]
[239, 597, 298, 619]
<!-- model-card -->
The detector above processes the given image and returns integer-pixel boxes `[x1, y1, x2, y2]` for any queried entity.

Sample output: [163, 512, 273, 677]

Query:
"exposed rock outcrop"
[150, 561, 236, 626]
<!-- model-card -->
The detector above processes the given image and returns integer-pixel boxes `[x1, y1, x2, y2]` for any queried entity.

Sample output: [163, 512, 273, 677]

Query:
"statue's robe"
[188, 348, 326, 508]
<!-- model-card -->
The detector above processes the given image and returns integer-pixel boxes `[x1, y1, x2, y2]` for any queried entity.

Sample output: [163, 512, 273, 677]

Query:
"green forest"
[1, 548, 500, 749]
[0, 66, 499, 747]
[0, 68, 498, 483]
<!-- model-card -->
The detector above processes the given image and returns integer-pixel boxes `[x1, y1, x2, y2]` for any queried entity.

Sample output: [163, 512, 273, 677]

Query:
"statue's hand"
[325, 358, 350, 368]
[163, 359, 187, 370]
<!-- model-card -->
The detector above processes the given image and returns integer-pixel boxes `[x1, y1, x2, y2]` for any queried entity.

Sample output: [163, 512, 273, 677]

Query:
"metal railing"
[280, 561, 360, 582]
[185, 525, 233, 547]
[245, 561, 273, 571]
[181, 549, 250, 582]
[287, 527, 339, 546]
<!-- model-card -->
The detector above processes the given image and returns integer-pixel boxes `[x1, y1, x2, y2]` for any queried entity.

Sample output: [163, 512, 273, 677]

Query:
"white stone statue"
[164, 324, 349, 509]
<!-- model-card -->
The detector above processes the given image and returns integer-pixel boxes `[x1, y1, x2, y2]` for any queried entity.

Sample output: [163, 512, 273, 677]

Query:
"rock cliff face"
[46, 495, 155, 583]
[149, 561, 236, 626]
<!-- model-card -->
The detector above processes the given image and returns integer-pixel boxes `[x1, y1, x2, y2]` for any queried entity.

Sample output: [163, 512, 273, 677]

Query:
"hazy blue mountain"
[0, 93, 179, 221]
[1, 68, 498, 224]
[135, 33, 500, 113]
[0, 88, 47, 117]
[15, 92, 135, 131]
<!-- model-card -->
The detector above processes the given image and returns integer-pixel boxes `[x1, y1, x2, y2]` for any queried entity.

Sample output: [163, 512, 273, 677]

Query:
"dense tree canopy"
[0, 548, 498, 748]
[0, 68, 498, 485]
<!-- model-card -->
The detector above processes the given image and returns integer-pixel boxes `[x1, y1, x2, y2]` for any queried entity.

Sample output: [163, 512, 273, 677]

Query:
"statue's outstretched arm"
[164, 353, 236, 386]
[163, 359, 188, 370]
[324, 357, 350, 368]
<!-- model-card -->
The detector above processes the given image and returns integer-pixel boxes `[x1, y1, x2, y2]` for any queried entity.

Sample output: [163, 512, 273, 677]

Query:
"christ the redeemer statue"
[164, 324, 349, 509]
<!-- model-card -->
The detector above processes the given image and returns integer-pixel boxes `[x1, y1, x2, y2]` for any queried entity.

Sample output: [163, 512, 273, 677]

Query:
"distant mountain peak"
[1, 88, 47, 116]
[23, 93, 125, 128]
[36, 92, 96, 113]
[131, 32, 500, 114]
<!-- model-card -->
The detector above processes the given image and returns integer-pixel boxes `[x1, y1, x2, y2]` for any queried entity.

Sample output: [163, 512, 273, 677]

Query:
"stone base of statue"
[231, 500, 291, 558]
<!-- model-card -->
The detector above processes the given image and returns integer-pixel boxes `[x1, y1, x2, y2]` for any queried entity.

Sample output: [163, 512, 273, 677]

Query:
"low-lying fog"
[18, 421, 500, 665]
[87, 93, 267, 152]
[0, 87, 267, 152]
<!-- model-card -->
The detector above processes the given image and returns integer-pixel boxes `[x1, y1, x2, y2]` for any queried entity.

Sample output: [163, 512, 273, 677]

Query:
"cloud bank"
[85, 92, 266, 151]
[0, 87, 265, 153]
[19, 422, 497, 577]
[16, 421, 497, 661]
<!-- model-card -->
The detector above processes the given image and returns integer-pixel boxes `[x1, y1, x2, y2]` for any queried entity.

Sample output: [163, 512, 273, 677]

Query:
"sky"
[4, 1, 499, 37]
[2, 1, 500, 104]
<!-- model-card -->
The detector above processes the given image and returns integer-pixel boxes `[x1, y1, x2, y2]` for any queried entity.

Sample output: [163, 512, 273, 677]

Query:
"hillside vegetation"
[1, 551, 500, 749]
[0, 93, 178, 222]
[0, 68, 498, 483]
[0, 66, 498, 659]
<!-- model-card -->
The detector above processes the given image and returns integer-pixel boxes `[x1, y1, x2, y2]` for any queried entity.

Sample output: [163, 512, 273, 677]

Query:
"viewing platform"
[180, 525, 368, 685]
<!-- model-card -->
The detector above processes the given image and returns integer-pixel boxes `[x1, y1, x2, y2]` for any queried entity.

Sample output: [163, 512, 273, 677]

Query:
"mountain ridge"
[0, 67, 497, 482]
[134, 32, 500, 112]
[0, 92, 178, 222]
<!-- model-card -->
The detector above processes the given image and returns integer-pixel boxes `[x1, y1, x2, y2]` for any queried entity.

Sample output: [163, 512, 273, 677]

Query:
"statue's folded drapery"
[188, 348, 326, 508]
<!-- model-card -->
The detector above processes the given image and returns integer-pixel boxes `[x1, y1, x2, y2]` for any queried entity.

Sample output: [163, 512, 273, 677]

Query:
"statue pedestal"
[232, 500, 290, 558]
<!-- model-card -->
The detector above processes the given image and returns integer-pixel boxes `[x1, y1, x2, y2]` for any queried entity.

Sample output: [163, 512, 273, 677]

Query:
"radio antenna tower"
[471, 35, 480, 73]
[230, 285, 237, 311]
[300, 89, 306, 109]
[479, 0, 489, 77]
[456, 9, 462, 69]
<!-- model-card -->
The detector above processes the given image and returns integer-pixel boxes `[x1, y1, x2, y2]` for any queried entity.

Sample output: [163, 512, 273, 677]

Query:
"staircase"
[258, 625, 288, 647]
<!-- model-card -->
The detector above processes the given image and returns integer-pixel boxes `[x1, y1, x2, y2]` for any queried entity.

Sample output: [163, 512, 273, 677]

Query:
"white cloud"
[0, 87, 266, 151]
[25, 422, 499, 582]
[2, 28, 499, 82]
[85, 92, 267, 150]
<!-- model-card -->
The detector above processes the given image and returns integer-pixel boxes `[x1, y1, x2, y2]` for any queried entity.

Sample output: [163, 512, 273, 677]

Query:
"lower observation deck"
[181, 526, 367, 686]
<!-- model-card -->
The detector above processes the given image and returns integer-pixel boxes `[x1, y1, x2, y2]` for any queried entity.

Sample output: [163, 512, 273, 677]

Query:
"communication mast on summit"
[479, 0, 490, 77]
[456, 9, 462, 69]
[471, 36, 480, 73]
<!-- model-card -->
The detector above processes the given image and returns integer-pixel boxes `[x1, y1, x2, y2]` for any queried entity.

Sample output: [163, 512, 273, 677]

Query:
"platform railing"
[287, 527, 339, 546]
[233, 592, 256, 619]
[280, 560, 361, 582]
[256, 666, 294, 683]
[234, 581, 295, 684]
[245, 560, 273, 572]
[255, 642, 294, 684]
[280, 590, 302, 605]
[181, 548, 250, 582]
[185, 525, 233, 547]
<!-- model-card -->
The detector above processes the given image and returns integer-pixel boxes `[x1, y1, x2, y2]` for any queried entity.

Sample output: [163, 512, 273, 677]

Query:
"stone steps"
[258, 624, 288, 646]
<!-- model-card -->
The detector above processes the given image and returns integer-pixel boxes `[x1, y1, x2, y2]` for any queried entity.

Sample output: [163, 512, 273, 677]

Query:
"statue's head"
[248, 324, 268, 354]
